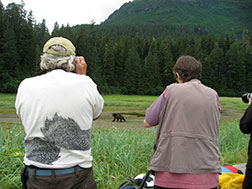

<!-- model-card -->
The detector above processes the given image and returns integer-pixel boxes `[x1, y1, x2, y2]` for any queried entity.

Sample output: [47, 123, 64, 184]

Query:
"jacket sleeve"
[240, 104, 252, 134]
[145, 89, 167, 126]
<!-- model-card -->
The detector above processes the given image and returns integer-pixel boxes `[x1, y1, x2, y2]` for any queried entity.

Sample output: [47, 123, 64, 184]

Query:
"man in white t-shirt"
[15, 37, 104, 189]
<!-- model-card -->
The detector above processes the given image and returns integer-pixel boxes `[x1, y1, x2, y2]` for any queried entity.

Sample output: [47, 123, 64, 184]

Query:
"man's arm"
[75, 56, 104, 121]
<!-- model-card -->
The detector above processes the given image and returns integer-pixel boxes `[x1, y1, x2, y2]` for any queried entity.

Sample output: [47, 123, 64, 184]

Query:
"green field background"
[0, 94, 250, 188]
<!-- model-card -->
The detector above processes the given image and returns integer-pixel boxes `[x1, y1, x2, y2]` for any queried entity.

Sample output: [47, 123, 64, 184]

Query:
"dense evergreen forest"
[0, 1, 252, 97]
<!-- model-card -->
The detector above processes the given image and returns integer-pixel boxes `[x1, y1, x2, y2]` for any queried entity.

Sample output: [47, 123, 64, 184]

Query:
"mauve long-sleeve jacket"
[146, 79, 221, 174]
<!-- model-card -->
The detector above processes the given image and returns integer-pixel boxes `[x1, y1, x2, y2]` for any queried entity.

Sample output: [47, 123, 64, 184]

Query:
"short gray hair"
[40, 45, 75, 71]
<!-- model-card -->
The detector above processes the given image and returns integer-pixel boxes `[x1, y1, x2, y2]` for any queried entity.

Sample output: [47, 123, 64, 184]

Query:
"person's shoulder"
[200, 82, 216, 91]
[166, 82, 179, 89]
[17, 75, 45, 94]
[200, 82, 218, 95]
[67, 73, 98, 89]
[19, 74, 43, 86]
[74, 73, 96, 83]
[164, 83, 182, 97]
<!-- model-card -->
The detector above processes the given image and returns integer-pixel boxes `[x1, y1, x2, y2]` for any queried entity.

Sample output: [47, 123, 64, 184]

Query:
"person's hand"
[75, 56, 87, 75]
[144, 120, 152, 128]
[249, 98, 252, 105]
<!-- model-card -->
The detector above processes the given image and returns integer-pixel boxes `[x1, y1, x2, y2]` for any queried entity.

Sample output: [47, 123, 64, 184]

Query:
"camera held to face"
[242, 93, 252, 103]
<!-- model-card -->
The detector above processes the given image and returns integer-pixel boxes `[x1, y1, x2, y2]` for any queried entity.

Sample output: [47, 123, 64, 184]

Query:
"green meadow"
[0, 94, 250, 188]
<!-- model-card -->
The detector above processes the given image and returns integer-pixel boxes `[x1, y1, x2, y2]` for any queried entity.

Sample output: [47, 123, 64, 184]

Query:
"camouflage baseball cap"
[43, 37, 76, 56]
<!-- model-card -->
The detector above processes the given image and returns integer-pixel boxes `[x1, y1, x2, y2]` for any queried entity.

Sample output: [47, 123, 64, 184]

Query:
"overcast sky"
[2, 0, 133, 32]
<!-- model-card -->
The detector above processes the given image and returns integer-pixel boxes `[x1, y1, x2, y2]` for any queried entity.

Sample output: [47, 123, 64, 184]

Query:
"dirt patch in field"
[0, 111, 147, 129]
[0, 113, 20, 122]
[0, 107, 243, 128]
[220, 107, 243, 121]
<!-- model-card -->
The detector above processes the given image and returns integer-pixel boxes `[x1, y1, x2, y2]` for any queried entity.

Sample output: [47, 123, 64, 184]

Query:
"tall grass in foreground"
[0, 121, 250, 189]
[0, 124, 156, 189]
[219, 119, 250, 164]
[0, 123, 25, 189]
[92, 127, 156, 188]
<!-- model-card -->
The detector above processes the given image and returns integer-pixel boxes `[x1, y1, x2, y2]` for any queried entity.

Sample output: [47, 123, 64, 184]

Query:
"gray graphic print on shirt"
[41, 113, 91, 150]
[25, 113, 91, 164]
[25, 137, 61, 165]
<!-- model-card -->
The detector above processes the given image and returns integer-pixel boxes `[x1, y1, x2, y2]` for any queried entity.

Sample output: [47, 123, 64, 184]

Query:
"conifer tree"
[218, 35, 228, 54]
[142, 38, 162, 94]
[75, 25, 87, 56]
[242, 31, 252, 92]
[197, 49, 211, 86]
[184, 35, 198, 57]
[201, 56, 214, 88]
[103, 39, 115, 87]
[60, 24, 74, 40]
[225, 43, 245, 95]
[51, 22, 60, 37]
[113, 36, 129, 88]
[83, 24, 103, 87]
[2, 15, 19, 78]
[208, 42, 225, 91]
[19, 10, 36, 77]
[33, 19, 50, 74]
[0, 1, 4, 55]
[123, 45, 141, 94]
[0, 20, 19, 92]
[200, 35, 216, 55]
[230, 31, 237, 45]
[158, 39, 175, 86]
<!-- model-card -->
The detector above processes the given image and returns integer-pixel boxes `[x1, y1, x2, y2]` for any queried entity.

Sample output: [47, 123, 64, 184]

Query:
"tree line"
[0, 2, 252, 97]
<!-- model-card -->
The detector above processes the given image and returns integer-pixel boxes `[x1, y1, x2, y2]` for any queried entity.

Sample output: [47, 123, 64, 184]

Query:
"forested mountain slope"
[103, 0, 252, 36]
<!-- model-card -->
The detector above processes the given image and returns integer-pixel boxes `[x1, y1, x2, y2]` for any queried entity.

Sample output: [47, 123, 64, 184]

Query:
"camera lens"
[242, 92, 250, 103]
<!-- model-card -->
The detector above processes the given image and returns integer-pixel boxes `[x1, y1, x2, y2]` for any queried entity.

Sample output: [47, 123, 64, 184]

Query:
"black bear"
[112, 113, 126, 122]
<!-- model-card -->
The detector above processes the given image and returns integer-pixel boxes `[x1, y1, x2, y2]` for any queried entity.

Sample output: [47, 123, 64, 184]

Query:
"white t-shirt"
[15, 69, 104, 169]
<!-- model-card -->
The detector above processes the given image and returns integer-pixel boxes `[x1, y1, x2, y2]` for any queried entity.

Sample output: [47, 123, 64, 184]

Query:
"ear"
[176, 72, 179, 78]
[176, 72, 183, 83]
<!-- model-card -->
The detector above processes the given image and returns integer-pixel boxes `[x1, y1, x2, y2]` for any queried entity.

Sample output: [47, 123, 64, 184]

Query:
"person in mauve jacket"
[144, 55, 221, 189]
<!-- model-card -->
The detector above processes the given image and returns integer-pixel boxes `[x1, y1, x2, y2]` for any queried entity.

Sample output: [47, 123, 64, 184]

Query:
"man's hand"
[75, 56, 87, 75]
